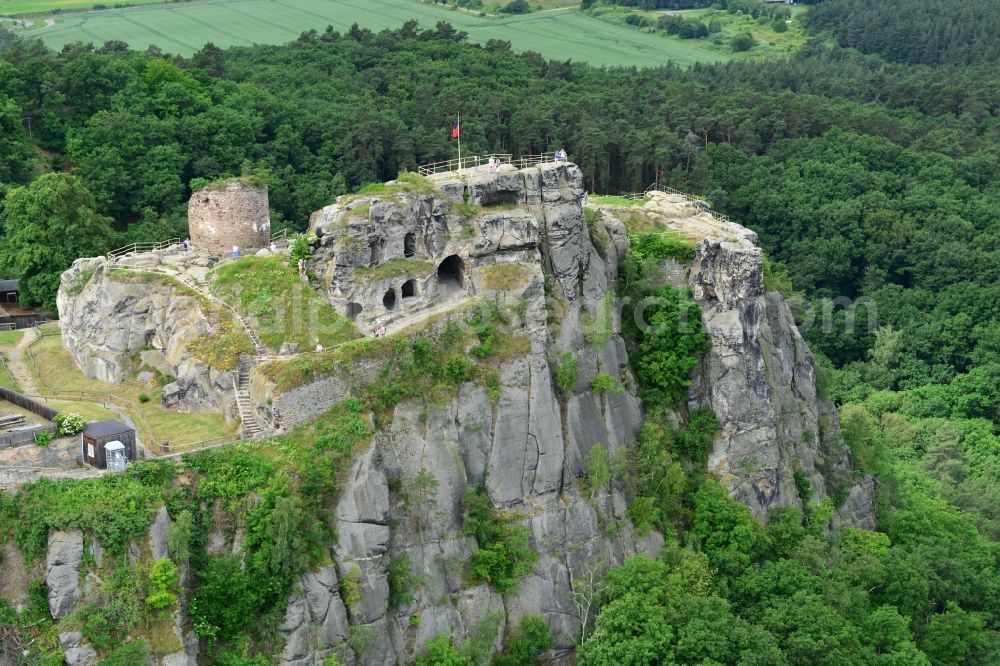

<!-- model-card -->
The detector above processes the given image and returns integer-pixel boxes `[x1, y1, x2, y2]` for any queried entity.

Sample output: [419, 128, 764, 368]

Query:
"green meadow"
[24, 0, 727, 67]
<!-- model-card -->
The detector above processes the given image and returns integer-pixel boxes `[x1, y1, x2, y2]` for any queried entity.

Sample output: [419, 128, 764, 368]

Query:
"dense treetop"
[805, 0, 1000, 66]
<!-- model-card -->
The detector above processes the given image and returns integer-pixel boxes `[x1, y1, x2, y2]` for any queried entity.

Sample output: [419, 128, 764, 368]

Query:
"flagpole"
[457, 111, 462, 170]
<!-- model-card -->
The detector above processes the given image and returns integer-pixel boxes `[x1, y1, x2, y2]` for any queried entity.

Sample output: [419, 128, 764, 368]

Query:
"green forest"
[2, 0, 1000, 663]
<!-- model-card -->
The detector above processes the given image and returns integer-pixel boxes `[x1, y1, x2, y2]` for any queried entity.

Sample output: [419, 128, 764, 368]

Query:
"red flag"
[451, 120, 460, 139]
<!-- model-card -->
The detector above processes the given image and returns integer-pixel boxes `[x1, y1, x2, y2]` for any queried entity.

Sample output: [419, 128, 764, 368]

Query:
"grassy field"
[26, 0, 727, 66]
[0, 329, 23, 390]
[211, 256, 360, 352]
[26, 324, 236, 449]
[0, 0, 164, 16]
[595, 5, 809, 59]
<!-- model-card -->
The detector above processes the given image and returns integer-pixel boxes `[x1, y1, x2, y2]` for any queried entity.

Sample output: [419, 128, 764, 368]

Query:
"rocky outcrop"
[686, 233, 860, 516]
[46, 163, 873, 664]
[56, 249, 237, 415]
[46, 530, 83, 619]
[266, 164, 649, 664]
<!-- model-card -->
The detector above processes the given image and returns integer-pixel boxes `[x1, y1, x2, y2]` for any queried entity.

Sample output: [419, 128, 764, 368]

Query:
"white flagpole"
[457, 111, 462, 170]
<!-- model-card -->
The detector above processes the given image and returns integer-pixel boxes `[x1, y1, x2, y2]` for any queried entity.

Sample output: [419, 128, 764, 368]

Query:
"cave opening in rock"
[347, 302, 363, 321]
[479, 190, 520, 207]
[383, 288, 397, 310]
[369, 237, 385, 267]
[401, 279, 417, 299]
[437, 255, 465, 290]
[404, 232, 416, 258]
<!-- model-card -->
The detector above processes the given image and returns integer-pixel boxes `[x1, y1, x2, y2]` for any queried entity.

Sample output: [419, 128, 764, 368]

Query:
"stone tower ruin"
[188, 178, 270, 255]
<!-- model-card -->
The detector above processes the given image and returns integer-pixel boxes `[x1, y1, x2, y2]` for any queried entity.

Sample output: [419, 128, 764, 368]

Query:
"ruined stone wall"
[188, 180, 270, 255]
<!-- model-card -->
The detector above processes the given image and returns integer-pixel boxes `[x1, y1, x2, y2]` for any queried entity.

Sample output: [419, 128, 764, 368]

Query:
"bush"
[417, 635, 470, 666]
[493, 615, 554, 666]
[731, 32, 757, 51]
[633, 287, 710, 407]
[189, 555, 261, 641]
[500, 0, 529, 14]
[553, 352, 579, 395]
[138, 392, 150, 403]
[387, 553, 418, 609]
[591, 372, 622, 395]
[145, 557, 179, 614]
[443, 355, 473, 383]
[289, 234, 316, 266]
[34, 430, 53, 447]
[462, 486, 538, 593]
[53, 412, 87, 436]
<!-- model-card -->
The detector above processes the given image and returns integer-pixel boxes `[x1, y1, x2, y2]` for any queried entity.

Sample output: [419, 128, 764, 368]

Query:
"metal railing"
[511, 152, 560, 169]
[418, 154, 513, 176]
[417, 152, 566, 176]
[155, 434, 241, 458]
[620, 183, 732, 224]
[270, 228, 290, 242]
[107, 237, 181, 261]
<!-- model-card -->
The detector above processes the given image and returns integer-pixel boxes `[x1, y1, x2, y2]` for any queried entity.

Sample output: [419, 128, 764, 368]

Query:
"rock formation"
[49, 162, 874, 664]
[57, 248, 237, 415]
[46, 530, 83, 619]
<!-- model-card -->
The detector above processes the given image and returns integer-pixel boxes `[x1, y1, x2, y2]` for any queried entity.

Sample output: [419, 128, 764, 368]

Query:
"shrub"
[582, 444, 611, 499]
[462, 486, 537, 594]
[34, 430, 53, 447]
[53, 412, 87, 436]
[387, 553, 418, 609]
[628, 231, 695, 263]
[493, 615, 554, 666]
[591, 372, 622, 395]
[289, 234, 316, 266]
[443, 355, 473, 383]
[145, 557, 179, 614]
[553, 352, 579, 395]
[633, 287, 710, 407]
[138, 392, 151, 403]
[731, 32, 757, 51]
[417, 636, 469, 666]
[189, 555, 261, 641]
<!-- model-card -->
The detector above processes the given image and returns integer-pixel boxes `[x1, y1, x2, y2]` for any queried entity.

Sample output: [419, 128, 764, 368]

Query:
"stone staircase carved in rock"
[234, 356, 266, 439]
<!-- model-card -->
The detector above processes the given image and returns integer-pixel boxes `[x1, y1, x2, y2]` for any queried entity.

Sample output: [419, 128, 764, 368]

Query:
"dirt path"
[7, 327, 41, 395]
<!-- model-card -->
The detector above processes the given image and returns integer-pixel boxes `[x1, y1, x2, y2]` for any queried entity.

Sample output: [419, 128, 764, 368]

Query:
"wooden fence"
[0, 424, 57, 449]
[0, 386, 59, 420]
[0, 313, 50, 330]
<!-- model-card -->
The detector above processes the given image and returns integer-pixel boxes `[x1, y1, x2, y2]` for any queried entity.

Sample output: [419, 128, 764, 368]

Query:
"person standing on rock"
[232, 245, 239, 260]
[183, 238, 190, 251]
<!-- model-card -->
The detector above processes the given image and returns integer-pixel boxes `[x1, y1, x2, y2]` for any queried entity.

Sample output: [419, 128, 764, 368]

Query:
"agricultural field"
[23, 0, 727, 67]
[0, 0, 165, 17]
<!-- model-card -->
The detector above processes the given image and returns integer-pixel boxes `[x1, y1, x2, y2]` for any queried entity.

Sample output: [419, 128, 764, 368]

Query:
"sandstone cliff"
[56, 249, 238, 416]
[42, 163, 873, 665]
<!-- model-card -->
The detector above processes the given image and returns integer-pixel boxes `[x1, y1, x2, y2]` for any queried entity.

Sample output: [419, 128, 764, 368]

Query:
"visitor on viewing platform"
[554, 148, 567, 163]
[183, 238, 190, 251]
[232, 245, 239, 260]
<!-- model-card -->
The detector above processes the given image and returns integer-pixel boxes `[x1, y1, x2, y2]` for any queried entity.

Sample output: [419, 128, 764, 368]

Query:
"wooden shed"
[0, 279, 18, 305]
[81, 419, 136, 469]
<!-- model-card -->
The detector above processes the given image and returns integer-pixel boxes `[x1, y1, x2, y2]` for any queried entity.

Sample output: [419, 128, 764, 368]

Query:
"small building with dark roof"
[0, 279, 18, 304]
[81, 419, 136, 469]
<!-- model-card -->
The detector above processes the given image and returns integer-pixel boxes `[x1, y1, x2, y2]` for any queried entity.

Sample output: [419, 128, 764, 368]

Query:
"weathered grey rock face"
[46, 530, 83, 619]
[56, 251, 236, 415]
[272, 164, 649, 665]
[687, 235, 868, 519]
